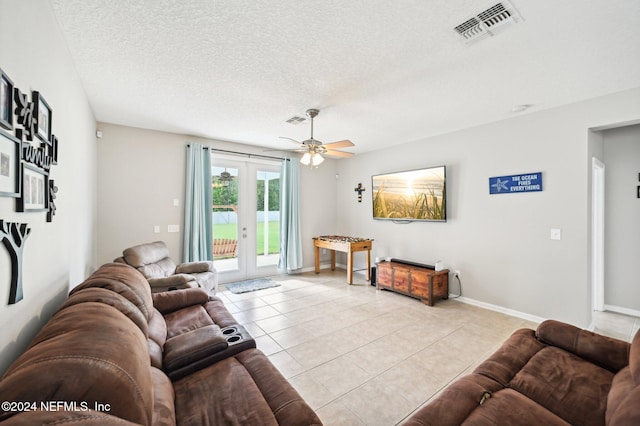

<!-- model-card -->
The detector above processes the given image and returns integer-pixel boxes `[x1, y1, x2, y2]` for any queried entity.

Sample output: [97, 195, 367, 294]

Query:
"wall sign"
[489, 172, 543, 194]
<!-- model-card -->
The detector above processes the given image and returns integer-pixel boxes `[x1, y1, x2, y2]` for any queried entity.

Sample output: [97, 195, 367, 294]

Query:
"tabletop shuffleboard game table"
[312, 236, 373, 284]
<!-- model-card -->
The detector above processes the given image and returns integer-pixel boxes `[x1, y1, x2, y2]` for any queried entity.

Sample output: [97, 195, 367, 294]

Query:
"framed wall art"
[0, 67, 14, 131]
[0, 128, 21, 197]
[17, 163, 48, 212]
[33, 90, 52, 144]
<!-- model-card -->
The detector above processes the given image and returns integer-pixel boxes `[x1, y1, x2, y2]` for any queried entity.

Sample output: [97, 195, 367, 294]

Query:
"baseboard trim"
[603, 304, 640, 318]
[450, 295, 546, 324]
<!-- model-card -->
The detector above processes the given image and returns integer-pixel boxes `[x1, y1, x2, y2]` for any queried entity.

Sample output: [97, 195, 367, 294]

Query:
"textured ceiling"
[49, 0, 640, 154]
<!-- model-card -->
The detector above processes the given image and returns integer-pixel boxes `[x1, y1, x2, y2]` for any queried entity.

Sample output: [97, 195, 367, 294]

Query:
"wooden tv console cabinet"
[376, 260, 449, 306]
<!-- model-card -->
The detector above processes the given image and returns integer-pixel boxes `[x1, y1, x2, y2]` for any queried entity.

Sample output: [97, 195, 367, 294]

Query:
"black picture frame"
[0, 68, 14, 131]
[16, 163, 48, 212]
[33, 91, 52, 144]
[0, 128, 21, 197]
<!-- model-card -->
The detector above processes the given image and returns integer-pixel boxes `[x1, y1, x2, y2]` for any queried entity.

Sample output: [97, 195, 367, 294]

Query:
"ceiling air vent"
[285, 115, 306, 125]
[454, 1, 522, 44]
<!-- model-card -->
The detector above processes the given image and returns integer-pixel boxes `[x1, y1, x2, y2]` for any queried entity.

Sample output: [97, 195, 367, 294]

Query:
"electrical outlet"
[454, 270, 461, 278]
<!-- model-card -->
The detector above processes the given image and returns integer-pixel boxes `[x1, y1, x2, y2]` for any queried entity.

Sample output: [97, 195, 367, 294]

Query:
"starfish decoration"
[491, 178, 509, 192]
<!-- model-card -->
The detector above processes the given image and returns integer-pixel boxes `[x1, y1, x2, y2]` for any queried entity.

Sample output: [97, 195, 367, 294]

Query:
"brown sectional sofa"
[0, 262, 320, 425]
[405, 320, 640, 425]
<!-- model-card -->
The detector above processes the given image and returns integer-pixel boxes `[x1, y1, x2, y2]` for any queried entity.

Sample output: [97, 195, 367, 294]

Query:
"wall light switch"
[173, 198, 179, 207]
[168, 225, 180, 233]
[153, 225, 160, 233]
[550, 228, 562, 240]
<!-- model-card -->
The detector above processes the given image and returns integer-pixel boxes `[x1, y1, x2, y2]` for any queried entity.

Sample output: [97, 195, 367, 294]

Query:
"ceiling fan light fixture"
[300, 152, 312, 166]
[312, 153, 324, 167]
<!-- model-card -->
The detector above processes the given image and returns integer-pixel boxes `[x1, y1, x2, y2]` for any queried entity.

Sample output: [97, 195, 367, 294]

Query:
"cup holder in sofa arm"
[165, 324, 256, 381]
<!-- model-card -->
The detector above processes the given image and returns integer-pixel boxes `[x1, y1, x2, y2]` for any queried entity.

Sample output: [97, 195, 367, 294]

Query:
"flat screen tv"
[372, 165, 446, 222]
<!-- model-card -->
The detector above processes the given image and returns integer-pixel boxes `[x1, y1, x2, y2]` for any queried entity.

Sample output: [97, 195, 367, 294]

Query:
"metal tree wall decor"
[0, 220, 31, 304]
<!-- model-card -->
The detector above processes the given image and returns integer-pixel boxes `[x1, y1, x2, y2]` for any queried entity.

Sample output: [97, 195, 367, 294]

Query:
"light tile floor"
[217, 270, 637, 426]
[592, 310, 640, 342]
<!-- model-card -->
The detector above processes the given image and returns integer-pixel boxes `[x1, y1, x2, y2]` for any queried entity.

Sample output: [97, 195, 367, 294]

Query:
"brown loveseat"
[115, 241, 218, 294]
[405, 320, 640, 425]
[0, 262, 320, 425]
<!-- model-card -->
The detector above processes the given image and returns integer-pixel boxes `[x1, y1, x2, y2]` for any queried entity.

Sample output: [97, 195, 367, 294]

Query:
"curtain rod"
[188, 145, 290, 162]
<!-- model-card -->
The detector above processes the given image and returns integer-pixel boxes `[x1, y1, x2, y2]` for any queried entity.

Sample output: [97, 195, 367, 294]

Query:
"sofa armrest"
[536, 319, 630, 372]
[152, 287, 210, 314]
[176, 261, 214, 274]
[163, 325, 229, 372]
[147, 274, 197, 289]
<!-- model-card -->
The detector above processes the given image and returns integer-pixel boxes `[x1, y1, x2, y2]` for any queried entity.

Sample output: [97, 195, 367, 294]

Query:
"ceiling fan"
[279, 109, 355, 167]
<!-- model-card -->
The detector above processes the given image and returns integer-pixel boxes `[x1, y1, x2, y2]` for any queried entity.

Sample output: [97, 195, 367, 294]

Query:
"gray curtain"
[278, 159, 303, 271]
[183, 143, 213, 262]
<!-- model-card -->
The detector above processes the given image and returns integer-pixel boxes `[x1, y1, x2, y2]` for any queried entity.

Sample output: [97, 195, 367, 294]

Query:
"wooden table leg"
[314, 246, 320, 274]
[347, 250, 354, 284]
[366, 249, 371, 281]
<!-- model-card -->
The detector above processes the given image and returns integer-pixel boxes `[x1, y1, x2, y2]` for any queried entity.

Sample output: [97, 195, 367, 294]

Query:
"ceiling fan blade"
[263, 148, 306, 153]
[323, 140, 354, 149]
[279, 136, 302, 145]
[324, 149, 354, 158]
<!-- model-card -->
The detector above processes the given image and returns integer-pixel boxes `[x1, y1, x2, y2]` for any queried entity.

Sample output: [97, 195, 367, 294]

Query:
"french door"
[211, 156, 281, 283]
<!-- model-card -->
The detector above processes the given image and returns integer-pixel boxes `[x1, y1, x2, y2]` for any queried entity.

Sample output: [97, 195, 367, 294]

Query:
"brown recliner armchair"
[115, 241, 218, 294]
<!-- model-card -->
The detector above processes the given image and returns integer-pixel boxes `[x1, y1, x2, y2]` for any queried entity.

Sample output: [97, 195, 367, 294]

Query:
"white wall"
[336, 88, 640, 328]
[603, 124, 640, 311]
[96, 123, 337, 269]
[0, 1, 97, 375]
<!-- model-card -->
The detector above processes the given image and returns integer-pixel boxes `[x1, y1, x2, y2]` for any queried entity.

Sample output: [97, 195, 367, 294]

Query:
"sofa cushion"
[173, 349, 321, 425]
[0, 410, 141, 425]
[606, 330, 640, 425]
[0, 303, 153, 425]
[462, 388, 570, 426]
[139, 258, 179, 279]
[205, 297, 244, 328]
[508, 346, 614, 426]
[473, 328, 546, 386]
[163, 305, 215, 339]
[148, 308, 168, 369]
[60, 287, 149, 337]
[70, 262, 154, 323]
[151, 367, 176, 426]
[176, 261, 212, 274]
[123, 240, 172, 267]
[537, 319, 630, 372]
[152, 287, 210, 315]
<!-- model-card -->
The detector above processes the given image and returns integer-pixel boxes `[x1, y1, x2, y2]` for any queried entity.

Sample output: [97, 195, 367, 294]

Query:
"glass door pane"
[212, 165, 240, 274]
[255, 169, 280, 269]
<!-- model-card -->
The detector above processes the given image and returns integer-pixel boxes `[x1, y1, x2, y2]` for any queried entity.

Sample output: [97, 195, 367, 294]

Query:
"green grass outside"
[213, 221, 280, 255]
